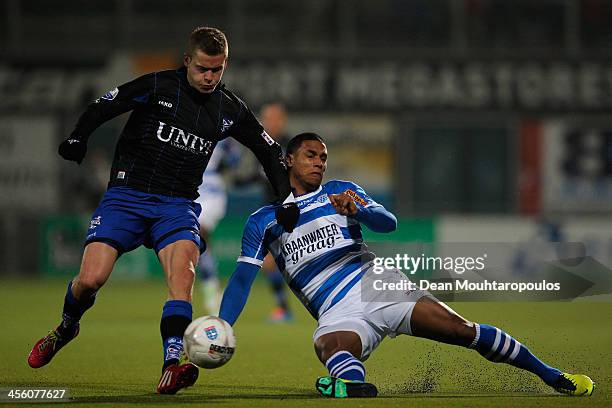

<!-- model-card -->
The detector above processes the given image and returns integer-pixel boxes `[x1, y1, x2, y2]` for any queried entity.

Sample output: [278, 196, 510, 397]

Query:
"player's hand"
[329, 193, 358, 216]
[58, 138, 87, 164]
[275, 202, 300, 233]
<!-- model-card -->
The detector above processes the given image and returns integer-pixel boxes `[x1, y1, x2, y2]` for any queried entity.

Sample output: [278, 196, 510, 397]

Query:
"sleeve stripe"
[237, 256, 263, 266]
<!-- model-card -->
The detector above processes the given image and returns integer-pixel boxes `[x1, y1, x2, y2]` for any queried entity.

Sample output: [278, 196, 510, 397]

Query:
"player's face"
[184, 49, 227, 94]
[287, 140, 328, 194]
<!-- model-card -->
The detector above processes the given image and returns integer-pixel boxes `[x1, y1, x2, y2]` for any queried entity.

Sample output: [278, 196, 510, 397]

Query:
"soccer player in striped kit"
[219, 132, 594, 398]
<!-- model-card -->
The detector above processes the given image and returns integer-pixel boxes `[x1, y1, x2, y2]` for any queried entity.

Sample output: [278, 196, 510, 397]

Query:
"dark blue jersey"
[70, 67, 290, 201]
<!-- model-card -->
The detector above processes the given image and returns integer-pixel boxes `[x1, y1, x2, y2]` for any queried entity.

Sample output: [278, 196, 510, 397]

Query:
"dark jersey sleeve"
[69, 73, 156, 142]
[230, 102, 292, 203]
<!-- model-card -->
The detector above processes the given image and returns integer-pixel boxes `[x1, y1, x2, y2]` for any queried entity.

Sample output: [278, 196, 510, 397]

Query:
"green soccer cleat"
[553, 373, 595, 396]
[315, 376, 377, 398]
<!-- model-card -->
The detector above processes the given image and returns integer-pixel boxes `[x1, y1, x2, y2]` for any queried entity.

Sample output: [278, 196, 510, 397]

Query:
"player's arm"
[219, 213, 267, 326]
[353, 204, 397, 233]
[329, 182, 397, 233]
[59, 73, 156, 163]
[218, 262, 259, 326]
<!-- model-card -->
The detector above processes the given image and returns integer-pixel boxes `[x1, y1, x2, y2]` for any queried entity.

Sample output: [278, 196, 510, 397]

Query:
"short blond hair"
[187, 27, 228, 56]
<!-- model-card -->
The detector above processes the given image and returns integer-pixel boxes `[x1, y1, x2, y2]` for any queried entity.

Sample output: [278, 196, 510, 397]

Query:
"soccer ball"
[183, 316, 236, 369]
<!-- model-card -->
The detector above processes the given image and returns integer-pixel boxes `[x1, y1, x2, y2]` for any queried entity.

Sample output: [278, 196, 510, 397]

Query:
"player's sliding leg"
[313, 331, 378, 398]
[28, 242, 117, 368]
[156, 240, 200, 395]
[408, 296, 594, 396]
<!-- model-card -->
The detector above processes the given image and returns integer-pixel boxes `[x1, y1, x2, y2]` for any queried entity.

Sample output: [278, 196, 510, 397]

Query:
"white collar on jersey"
[294, 186, 323, 202]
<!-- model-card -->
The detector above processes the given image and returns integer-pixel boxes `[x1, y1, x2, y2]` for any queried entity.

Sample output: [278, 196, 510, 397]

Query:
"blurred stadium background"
[1, 1, 612, 405]
[1, 0, 612, 278]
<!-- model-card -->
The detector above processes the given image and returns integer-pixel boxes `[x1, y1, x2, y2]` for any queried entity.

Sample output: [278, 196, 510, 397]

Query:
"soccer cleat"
[28, 325, 79, 368]
[315, 376, 378, 398]
[156, 362, 199, 395]
[553, 373, 595, 396]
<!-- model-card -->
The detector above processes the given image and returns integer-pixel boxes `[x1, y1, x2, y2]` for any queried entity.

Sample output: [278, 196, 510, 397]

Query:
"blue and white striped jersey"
[238, 180, 380, 318]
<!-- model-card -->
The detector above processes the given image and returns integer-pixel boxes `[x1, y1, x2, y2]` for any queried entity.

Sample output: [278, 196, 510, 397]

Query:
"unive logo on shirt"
[282, 223, 341, 265]
[156, 121, 213, 155]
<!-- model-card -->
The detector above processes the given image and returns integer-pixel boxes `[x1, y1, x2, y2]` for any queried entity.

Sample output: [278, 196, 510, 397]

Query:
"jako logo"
[158, 100, 173, 108]
[156, 121, 213, 155]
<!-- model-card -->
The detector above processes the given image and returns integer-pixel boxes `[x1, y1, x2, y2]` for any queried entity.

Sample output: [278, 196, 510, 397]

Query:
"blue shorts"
[85, 187, 204, 255]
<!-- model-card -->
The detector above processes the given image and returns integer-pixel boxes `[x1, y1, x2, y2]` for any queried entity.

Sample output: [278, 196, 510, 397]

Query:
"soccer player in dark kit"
[27, 26, 299, 395]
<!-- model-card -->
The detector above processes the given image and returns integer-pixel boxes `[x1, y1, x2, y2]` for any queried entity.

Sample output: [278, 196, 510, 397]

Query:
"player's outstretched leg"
[469, 323, 594, 396]
[28, 242, 116, 368]
[409, 297, 595, 396]
[28, 281, 95, 368]
[314, 332, 378, 398]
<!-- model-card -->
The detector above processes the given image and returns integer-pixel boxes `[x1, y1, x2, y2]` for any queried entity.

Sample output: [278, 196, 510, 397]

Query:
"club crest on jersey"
[221, 118, 234, 133]
[344, 189, 367, 206]
[98, 87, 119, 102]
[204, 325, 218, 340]
[156, 121, 213, 155]
[261, 131, 275, 146]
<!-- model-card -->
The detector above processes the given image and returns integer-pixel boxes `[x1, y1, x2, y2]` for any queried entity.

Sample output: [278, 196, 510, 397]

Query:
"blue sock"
[325, 351, 365, 382]
[61, 281, 95, 332]
[160, 300, 192, 369]
[470, 323, 562, 385]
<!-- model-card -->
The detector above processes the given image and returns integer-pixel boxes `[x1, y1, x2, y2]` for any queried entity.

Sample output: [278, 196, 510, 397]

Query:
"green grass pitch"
[1, 278, 609, 407]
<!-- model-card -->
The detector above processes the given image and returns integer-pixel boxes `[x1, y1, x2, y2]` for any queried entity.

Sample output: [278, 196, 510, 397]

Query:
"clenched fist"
[329, 193, 358, 216]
